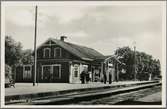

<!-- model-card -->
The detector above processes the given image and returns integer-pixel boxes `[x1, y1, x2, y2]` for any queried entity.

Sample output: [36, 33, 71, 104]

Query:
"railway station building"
[16, 36, 122, 83]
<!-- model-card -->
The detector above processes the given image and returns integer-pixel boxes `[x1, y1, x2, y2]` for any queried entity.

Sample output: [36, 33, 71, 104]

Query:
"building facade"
[16, 36, 121, 83]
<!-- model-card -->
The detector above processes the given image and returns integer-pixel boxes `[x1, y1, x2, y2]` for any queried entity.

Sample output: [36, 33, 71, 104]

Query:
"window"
[43, 48, 50, 58]
[54, 48, 61, 58]
[42, 66, 51, 80]
[42, 65, 61, 80]
[74, 64, 79, 77]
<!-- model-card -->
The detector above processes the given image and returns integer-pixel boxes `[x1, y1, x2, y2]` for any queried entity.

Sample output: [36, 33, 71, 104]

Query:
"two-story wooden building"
[16, 36, 122, 83]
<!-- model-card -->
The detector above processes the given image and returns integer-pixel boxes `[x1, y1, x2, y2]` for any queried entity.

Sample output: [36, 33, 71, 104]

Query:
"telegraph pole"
[33, 6, 38, 86]
[116, 49, 119, 82]
[133, 41, 136, 81]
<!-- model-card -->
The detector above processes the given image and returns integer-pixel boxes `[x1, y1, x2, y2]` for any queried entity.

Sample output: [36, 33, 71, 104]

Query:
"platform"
[5, 81, 159, 103]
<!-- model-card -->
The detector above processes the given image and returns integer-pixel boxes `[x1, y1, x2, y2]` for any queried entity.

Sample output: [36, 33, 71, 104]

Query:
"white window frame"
[43, 48, 51, 58]
[54, 47, 62, 58]
[41, 64, 61, 80]
[23, 65, 32, 80]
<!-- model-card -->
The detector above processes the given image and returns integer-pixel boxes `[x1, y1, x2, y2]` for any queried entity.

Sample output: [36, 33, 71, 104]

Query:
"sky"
[4, 2, 165, 63]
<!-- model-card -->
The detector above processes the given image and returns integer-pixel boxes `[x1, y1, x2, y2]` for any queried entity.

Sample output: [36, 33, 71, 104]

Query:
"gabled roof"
[37, 38, 104, 61]
[93, 55, 124, 65]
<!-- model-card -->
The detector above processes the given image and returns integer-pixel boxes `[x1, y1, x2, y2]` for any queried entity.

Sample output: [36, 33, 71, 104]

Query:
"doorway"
[23, 65, 32, 81]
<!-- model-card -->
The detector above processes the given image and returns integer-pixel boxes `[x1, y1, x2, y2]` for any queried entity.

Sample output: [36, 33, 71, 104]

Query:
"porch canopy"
[93, 55, 124, 65]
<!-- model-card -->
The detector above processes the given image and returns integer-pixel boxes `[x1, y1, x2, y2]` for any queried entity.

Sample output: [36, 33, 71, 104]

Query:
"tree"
[5, 36, 23, 79]
[115, 46, 161, 81]
[21, 49, 34, 64]
[5, 36, 23, 66]
[151, 59, 161, 79]
[115, 47, 134, 80]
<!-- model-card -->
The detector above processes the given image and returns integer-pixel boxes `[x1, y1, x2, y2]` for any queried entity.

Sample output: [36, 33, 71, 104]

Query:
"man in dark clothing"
[80, 71, 85, 84]
[80, 67, 88, 84]
[85, 71, 90, 83]
[109, 73, 112, 84]
[103, 72, 107, 84]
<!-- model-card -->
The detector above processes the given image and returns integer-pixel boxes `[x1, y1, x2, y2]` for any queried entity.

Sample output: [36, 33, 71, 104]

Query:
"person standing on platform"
[80, 70, 85, 84]
[103, 71, 107, 84]
[89, 71, 92, 82]
[108, 64, 114, 84]
[80, 67, 87, 84]
[86, 71, 90, 84]
[108, 66, 112, 84]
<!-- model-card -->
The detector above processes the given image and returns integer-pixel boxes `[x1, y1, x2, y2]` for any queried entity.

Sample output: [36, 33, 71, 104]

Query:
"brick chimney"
[60, 36, 67, 41]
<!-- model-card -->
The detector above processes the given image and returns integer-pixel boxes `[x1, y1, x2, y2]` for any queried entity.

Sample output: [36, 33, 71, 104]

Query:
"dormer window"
[54, 47, 61, 58]
[43, 48, 51, 58]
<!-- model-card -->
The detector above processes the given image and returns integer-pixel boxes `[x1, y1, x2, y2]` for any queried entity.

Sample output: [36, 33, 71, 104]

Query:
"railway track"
[6, 81, 161, 105]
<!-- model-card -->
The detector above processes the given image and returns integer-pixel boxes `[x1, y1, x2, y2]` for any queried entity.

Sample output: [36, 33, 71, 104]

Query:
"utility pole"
[133, 41, 136, 81]
[116, 63, 119, 82]
[33, 6, 38, 86]
[115, 49, 118, 82]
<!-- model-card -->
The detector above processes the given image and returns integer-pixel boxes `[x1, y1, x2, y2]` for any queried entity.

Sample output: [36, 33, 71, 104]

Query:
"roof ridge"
[47, 37, 104, 60]
[52, 38, 102, 53]
[66, 42, 104, 56]
[64, 41, 93, 50]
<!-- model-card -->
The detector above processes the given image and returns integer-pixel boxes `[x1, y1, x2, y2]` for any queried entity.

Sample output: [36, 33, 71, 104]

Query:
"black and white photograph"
[1, 1, 166, 108]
